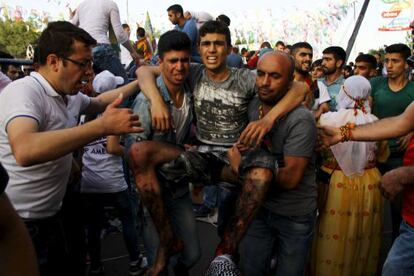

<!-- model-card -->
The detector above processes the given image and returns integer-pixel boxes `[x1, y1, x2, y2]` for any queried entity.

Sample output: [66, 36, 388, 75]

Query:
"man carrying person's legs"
[225, 51, 317, 276]
[132, 20, 308, 274]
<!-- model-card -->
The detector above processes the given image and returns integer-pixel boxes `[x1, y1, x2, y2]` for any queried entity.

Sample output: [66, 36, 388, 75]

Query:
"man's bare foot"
[149, 239, 184, 276]
[144, 267, 167, 276]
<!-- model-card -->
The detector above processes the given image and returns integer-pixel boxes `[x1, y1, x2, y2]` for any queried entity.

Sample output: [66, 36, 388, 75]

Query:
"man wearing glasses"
[0, 21, 142, 276]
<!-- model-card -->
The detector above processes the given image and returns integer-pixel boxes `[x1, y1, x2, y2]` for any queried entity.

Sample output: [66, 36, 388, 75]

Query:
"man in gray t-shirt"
[188, 63, 256, 145]
[134, 21, 308, 274]
[228, 51, 317, 276]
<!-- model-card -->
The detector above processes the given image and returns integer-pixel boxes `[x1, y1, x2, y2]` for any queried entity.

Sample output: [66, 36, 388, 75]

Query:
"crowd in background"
[1, 1, 414, 276]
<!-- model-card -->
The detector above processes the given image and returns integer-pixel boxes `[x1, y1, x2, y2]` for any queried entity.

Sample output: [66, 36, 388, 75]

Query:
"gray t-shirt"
[248, 97, 317, 216]
[188, 64, 256, 146]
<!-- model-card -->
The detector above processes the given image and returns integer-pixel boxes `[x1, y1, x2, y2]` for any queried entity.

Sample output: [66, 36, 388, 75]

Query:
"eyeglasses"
[62, 57, 93, 70]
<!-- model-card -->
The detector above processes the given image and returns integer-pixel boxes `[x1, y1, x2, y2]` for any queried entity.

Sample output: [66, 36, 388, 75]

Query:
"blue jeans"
[92, 43, 128, 83]
[241, 208, 316, 276]
[382, 220, 414, 275]
[203, 185, 219, 209]
[142, 190, 201, 268]
[217, 185, 239, 237]
[82, 190, 140, 267]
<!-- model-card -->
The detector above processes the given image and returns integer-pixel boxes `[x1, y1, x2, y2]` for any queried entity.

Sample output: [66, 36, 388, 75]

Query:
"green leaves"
[0, 18, 41, 58]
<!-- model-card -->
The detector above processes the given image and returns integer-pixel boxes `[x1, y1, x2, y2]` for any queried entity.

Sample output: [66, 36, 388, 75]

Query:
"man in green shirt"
[370, 43, 414, 240]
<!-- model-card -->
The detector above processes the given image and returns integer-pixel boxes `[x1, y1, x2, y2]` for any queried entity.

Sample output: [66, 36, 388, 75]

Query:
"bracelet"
[339, 122, 356, 142]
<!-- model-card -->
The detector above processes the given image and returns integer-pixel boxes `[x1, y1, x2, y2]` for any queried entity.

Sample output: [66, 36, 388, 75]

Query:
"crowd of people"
[1, 1, 414, 276]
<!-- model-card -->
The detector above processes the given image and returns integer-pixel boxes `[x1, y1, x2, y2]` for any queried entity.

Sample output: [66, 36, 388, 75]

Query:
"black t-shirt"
[0, 163, 8, 194]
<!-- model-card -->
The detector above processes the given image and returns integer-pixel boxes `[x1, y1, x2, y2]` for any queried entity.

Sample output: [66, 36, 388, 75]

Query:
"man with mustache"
[370, 43, 414, 241]
[315, 46, 346, 114]
[0, 21, 142, 276]
[291, 42, 313, 86]
[291, 42, 316, 109]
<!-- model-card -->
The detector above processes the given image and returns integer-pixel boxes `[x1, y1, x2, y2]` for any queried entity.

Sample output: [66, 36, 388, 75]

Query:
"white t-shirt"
[172, 95, 190, 144]
[0, 72, 90, 219]
[317, 80, 331, 105]
[80, 116, 127, 193]
[120, 44, 133, 68]
[71, 0, 128, 45]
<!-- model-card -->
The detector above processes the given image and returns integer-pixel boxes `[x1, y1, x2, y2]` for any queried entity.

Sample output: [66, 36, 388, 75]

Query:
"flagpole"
[126, 0, 129, 23]
[345, 0, 370, 63]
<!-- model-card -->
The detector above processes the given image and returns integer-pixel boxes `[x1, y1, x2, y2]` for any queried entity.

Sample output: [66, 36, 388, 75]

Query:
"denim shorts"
[158, 146, 277, 185]
[239, 148, 278, 180]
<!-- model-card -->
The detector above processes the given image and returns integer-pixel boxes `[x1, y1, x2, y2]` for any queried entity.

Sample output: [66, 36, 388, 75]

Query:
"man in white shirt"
[71, 0, 139, 82]
[0, 21, 142, 276]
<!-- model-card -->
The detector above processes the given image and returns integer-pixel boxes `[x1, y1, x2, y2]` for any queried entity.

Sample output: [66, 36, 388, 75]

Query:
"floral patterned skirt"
[311, 166, 383, 276]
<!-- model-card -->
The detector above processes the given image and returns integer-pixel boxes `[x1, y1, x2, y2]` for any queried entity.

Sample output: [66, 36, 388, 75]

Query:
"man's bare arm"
[0, 193, 39, 276]
[8, 96, 142, 167]
[85, 80, 139, 114]
[239, 81, 308, 147]
[106, 135, 124, 156]
[381, 166, 414, 200]
[314, 102, 329, 120]
[276, 156, 309, 190]
[320, 101, 414, 146]
[136, 65, 172, 131]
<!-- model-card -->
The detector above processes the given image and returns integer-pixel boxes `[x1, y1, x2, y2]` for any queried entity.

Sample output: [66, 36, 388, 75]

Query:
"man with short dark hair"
[290, 42, 316, 110]
[167, 4, 200, 63]
[120, 23, 133, 68]
[275, 40, 285, 51]
[0, 21, 142, 275]
[0, 52, 21, 81]
[135, 20, 307, 274]
[291, 42, 313, 86]
[315, 46, 346, 114]
[371, 43, 414, 240]
[127, 30, 200, 276]
[216, 14, 231, 26]
[355, 53, 377, 79]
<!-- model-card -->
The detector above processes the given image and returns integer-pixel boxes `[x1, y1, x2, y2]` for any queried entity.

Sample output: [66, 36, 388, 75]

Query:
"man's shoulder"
[132, 92, 151, 108]
[231, 67, 255, 80]
[284, 106, 315, 126]
[406, 80, 414, 89]
[370, 76, 389, 96]
[185, 18, 197, 28]
[370, 76, 386, 86]
[0, 76, 39, 100]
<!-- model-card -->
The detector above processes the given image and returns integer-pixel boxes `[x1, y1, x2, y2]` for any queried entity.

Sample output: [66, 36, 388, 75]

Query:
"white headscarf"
[320, 76, 378, 177]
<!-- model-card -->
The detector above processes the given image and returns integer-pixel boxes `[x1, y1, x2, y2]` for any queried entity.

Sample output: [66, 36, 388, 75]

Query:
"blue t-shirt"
[227, 53, 243, 68]
[321, 75, 344, 111]
[174, 19, 200, 61]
